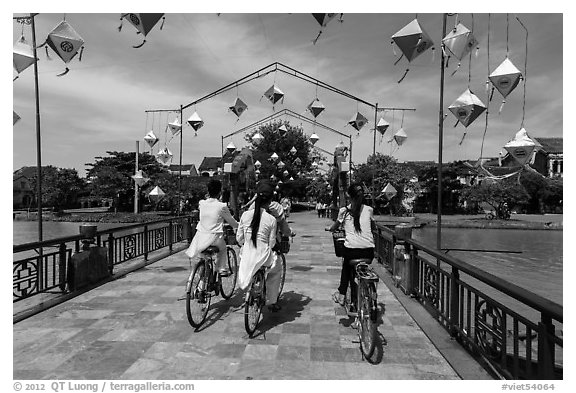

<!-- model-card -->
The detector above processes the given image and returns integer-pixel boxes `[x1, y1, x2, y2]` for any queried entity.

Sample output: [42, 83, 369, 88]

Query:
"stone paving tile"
[13, 212, 461, 380]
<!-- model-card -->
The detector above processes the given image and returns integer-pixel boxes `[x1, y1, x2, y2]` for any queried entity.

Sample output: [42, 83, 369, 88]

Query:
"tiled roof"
[533, 137, 563, 154]
[198, 157, 223, 171]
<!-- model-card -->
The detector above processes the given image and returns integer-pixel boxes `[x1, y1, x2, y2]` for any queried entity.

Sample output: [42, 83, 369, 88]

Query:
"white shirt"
[337, 204, 375, 249]
[196, 198, 238, 234]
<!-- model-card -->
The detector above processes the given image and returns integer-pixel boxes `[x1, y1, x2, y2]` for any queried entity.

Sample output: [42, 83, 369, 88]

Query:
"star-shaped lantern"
[278, 124, 288, 137]
[489, 58, 523, 99]
[393, 128, 408, 146]
[263, 85, 284, 105]
[348, 112, 368, 131]
[307, 98, 326, 118]
[504, 128, 540, 166]
[131, 170, 150, 187]
[120, 14, 165, 48]
[310, 133, 320, 145]
[252, 132, 264, 145]
[376, 118, 390, 135]
[442, 23, 478, 61]
[229, 97, 248, 118]
[187, 112, 204, 132]
[13, 111, 21, 125]
[448, 89, 487, 127]
[148, 185, 166, 203]
[391, 19, 434, 63]
[156, 147, 173, 165]
[226, 142, 237, 154]
[381, 183, 397, 201]
[43, 20, 85, 76]
[144, 131, 159, 148]
[168, 118, 181, 135]
[13, 36, 36, 77]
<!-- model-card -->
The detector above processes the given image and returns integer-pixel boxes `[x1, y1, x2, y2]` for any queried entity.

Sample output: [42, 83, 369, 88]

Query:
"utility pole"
[134, 141, 139, 214]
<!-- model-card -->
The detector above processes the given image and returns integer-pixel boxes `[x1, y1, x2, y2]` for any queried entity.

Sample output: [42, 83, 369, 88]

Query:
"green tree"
[460, 178, 529, 218]
[414, 161, 469, 214]
[519, 170, 563, 213]
[30, 166, 86, 211]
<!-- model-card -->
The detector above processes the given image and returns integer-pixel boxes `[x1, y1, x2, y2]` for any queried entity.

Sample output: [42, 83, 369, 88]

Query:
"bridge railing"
[373, 223, 563, 380]
[13, 215, 197, 303]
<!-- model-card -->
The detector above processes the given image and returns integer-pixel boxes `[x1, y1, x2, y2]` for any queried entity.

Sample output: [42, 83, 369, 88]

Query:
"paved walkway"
[14, 212, 469, 380]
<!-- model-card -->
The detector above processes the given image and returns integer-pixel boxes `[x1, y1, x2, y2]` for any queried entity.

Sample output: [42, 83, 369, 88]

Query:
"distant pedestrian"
[316, 201, 322, 218]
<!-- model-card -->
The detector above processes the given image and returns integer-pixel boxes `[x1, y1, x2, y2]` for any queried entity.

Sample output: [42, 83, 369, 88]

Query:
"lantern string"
[516, 16, 528, 128]
[479, 13, 491, 166]
[397, 68, 409, 83]
[393, 53, 404, 65]
[506, 13, 510, 55]
[468, 14, 474, 88]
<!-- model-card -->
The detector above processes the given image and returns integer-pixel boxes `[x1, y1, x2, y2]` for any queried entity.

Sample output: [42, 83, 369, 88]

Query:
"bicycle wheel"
[358, 281, 378, 359]
[244, 270, 265, 337]
[220, 247, 238, 299]
[277, 252, 287, 300]
[186, 261, 211, 328]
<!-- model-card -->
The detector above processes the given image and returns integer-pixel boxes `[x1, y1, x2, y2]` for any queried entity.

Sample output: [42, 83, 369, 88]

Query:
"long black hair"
[250, 192, 273, 247]
[347, 183, 365, 233]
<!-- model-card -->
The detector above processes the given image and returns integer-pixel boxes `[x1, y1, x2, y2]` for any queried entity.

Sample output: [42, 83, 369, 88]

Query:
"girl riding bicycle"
[237, 180, 283, 312]
[328, 183, 375, 315]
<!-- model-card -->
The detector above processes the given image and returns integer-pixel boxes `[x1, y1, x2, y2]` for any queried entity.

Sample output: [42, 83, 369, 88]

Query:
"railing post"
[394, 224, 412, 294]
[538, 315, 556, 379]
[58, 242, 67, 292]
[450, 267, 460, 338]
[168, 220, 173, 253]
[107, 233, 114, 275]
[144, 224, 149, 261]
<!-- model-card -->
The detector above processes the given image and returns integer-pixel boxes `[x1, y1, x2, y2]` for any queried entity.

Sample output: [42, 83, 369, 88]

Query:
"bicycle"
[186, 240, 238, 329]
[244, 236, 290, 337]
[350, 259, 380, 359]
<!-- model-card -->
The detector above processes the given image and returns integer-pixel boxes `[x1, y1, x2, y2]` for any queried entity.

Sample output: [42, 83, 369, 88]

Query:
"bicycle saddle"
[348, 258, 372, 267]
[355, 263, 379, 282]
[202, 246, 220, 254]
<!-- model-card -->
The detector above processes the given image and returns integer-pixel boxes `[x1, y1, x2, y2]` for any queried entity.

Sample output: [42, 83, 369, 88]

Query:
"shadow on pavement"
[193, 290, 245, 332]
[252, 290, 312, 338]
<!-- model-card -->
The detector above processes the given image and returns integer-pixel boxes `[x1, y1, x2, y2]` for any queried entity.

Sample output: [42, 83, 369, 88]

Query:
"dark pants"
[337, 247, 374, 309]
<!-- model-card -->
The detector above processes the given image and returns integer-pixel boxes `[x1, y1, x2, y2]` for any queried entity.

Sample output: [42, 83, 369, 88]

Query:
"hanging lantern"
[229, 97, 248, 118]
[13, 36, 36, 77]
[131, 170, 150, 187]
[263, 84, 284, 105]
[252, 132, 264, 145]
[348, 111, 368, 131]
[307, 98, 326, 118]
[504, 128, 539, 166]
[393, 128, 408, 146]
[41, 20, 85, 76]
[277, 161, 285, 169]
[148, 185, 166, 203]
[489, 58, 523, 99]
[293, 157, 302, 166]
[283, 170, 289, 177]
[290, 146, 297, 155]
[254, 160, 262, 169]
[156, 147, 173, 165]
[144, 131, 159, 148]
[310, 133, 320, 145]
[13, 111, 21, 125]
[278, 180, 283, 185]
[442, 23, 478, 61]
[312, 161, 319, 169]
[187, 112, 204, 132]
[119, 13, 165, 48]
[381, 183, 397, 200]
[311, 13, 342, 44]
[226, 142, 237, 153]
[278, 124, 288, 137]
[270, 152, 279, 162]
[167, 117, 181, 135]
[255, 169, 261, 175]
[376, 118, 390, 135]
[270, 175, 277, 181]
[289, 176, 294, 181]
[391, 19, 434, 62]
[448, 88, 487, 127]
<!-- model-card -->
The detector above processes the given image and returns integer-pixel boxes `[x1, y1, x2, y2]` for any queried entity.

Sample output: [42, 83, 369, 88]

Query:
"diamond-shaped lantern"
[270, 152, 279, 162]
[376, 118, 390, 135]
[44, 20, 85, 76]
[290, 146, 297, 155]
[278, 124, 288, 137]
[252, 132, 264, 145]
[144, 131, 159, 148]
[263, 85, 284, 105]
[381, 183, 397, 201]
[283, 170, 289, 177]
[448, 89, 487, 127]
[310, 133, 320, 145]
[312, 161, 319, 169]
[391, 19, 434, 62]
[504, 128, 539, 166]
[313, 13, 338, 28]
[226, 142, 237, 153]
[254, 160, 262, 169]
[13, 111, 21, 125]
[156, 147, 173, 165]
[293, 157, 302, 166]
[348, 112, 368, 131]
[442, 23, 478, 61]
[167, 118, 181, 135]
[307, 98, 326, 118]
[277, 161, 285, 169]
[229, 97, 248, 118]
[289, 176, 294, 181]
[131, 170, 150, 187]
[13, 36, 36, 76]
[187, 112, 204, 132]
[489, 58, 523, 99]
[120, 14, 164, 48]
[393, 128, 408, 146]
[148, 185, 165, 204]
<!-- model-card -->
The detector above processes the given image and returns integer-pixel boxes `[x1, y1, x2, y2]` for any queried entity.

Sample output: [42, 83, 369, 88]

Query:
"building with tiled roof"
[168, 164, 198, 177]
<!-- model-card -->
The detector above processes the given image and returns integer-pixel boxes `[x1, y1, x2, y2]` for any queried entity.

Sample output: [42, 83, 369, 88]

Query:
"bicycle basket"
[279, 236, 290, 254]
[224, 225, 236, 245]
[332, 230, 345, 257]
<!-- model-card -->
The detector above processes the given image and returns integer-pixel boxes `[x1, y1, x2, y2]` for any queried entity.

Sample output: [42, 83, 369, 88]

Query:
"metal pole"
[178, 106, 183, 215]
[30, 14, 42, 243]
[437, 14, 448, 251]
[371, 103, 378, 209]
[134, 141, 139, 214]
